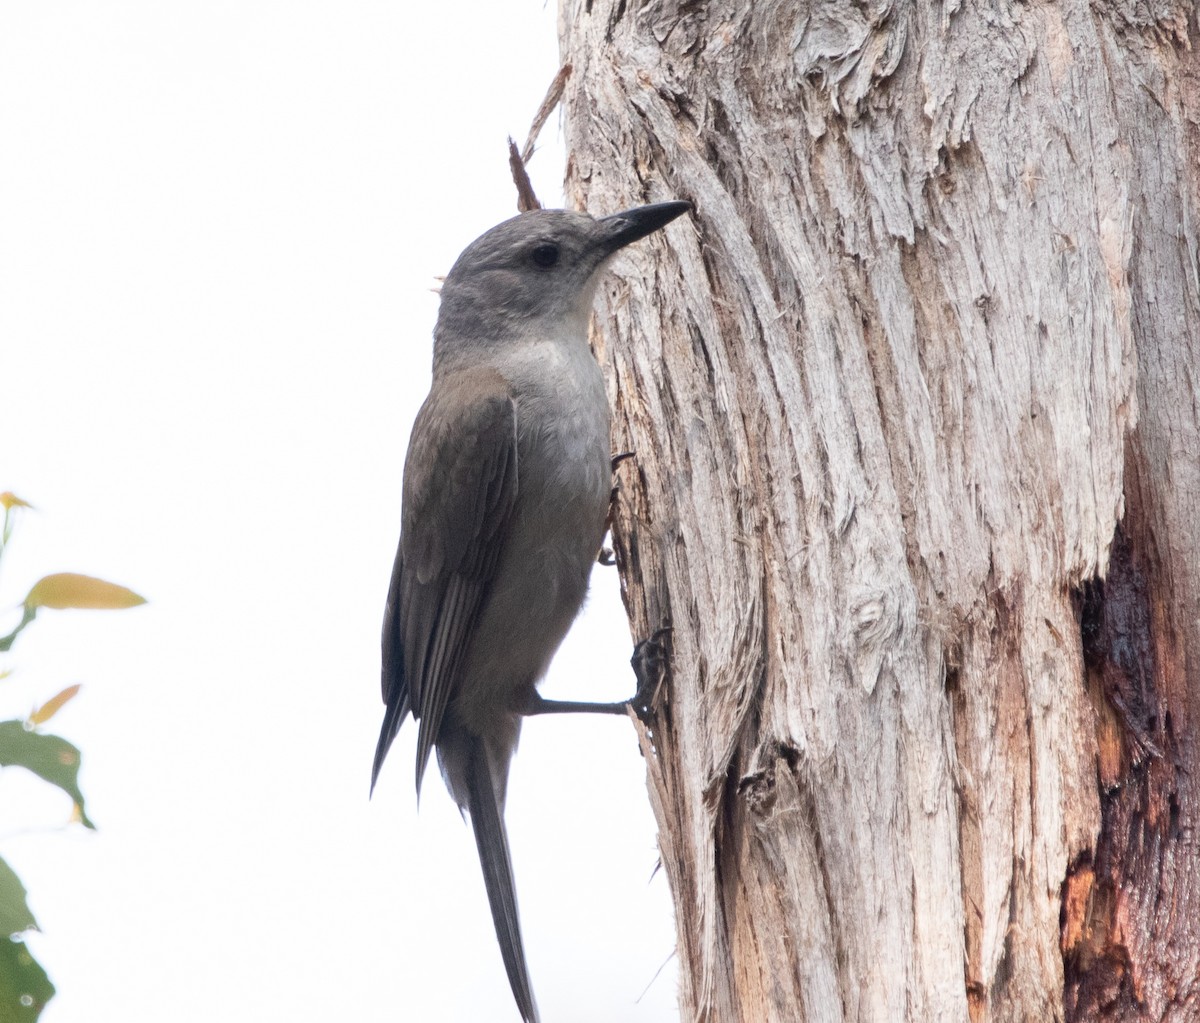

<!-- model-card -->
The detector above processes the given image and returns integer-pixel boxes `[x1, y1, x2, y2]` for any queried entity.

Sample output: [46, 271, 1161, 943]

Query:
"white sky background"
[0, 3, 679, 1020]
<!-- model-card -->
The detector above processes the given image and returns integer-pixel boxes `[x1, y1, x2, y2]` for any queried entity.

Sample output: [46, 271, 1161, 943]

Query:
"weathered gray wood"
[560, 1, 1200, 1021]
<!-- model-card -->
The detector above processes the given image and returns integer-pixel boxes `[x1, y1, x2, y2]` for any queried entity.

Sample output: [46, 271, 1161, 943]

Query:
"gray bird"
[372, 200, 690, 1023]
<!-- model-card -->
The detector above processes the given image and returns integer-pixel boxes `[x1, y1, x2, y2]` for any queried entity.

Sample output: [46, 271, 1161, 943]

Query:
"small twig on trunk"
[522, 64, 572, 165]
[509, 64, 573, 213]
[508, 137, 541, 213]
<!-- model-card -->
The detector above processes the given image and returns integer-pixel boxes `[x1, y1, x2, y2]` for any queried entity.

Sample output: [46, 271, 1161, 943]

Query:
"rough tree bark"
[559, 2, 1200, 1021]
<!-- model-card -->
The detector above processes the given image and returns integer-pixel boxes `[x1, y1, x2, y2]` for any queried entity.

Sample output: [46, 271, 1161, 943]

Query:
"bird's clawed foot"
[598, 452, 637, 566]
[628, 626, 671, 724]
[519, 624, 670, 723]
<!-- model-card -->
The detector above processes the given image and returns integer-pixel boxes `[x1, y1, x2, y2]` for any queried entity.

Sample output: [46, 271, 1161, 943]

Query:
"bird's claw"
[629, 626, 671, 723]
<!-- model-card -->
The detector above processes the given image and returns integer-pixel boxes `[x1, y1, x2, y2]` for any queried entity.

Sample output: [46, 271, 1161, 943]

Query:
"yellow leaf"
[24, 573, 147, 611]
[0, 493, 33, 510]
[0, 669, 12, 682]
[30, 684, 82, 726]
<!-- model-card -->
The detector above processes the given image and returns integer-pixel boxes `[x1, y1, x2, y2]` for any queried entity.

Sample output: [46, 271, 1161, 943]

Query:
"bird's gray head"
[433, 201, 690, 359]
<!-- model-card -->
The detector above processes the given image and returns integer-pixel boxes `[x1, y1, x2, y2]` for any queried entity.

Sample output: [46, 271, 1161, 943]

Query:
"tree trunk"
[559, 2, 1200, 1021]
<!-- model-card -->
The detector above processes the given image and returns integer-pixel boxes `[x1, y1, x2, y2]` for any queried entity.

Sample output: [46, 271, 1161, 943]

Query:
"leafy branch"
[0, 492, 146, 1020]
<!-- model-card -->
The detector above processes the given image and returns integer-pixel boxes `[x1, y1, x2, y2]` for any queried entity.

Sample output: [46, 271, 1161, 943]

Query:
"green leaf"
[0, 860, 36, 937]
[0, 859, 35, 941]
[23, 573, 146, 612]
[0, 938, 54, 1022]
[0, 723, 94, 829]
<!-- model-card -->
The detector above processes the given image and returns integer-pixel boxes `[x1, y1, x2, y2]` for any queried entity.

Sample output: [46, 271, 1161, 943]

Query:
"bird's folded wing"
[380, 367, 519, 792]
[372, 543, 411, 791]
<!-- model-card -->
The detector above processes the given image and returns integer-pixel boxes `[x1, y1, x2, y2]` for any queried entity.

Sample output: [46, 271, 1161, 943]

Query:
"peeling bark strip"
[560, 2, 1200, 1021]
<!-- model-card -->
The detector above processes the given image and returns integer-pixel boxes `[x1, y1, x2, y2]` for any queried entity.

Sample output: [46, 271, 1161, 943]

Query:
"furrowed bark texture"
[560, 2, 1200, 1021]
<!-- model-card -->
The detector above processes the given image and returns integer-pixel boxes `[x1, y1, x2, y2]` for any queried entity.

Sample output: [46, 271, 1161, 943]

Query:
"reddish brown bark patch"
[1065, 525, 1200, 1020]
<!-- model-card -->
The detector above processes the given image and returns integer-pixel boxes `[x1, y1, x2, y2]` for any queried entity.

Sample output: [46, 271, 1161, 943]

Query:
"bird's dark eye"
[530, 243, 559, 268]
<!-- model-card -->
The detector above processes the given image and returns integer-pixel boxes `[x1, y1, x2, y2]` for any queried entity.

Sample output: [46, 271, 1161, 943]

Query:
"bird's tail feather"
[465, 742, 540, 1023]
[369, 692, 410, 795]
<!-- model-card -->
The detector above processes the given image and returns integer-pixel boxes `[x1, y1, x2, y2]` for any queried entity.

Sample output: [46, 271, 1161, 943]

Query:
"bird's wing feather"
[371, 545, 411, 792]
[372, 367, 519, 793]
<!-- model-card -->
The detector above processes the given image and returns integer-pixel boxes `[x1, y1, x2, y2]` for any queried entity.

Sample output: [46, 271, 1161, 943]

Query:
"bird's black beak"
[598, 200, 692, 254]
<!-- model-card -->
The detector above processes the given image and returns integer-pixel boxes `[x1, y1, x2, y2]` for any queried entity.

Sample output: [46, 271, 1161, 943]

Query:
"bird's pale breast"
[448, 335, 611, 735]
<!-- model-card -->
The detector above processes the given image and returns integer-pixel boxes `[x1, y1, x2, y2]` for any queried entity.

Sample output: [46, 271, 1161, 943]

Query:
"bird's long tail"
[465, 741, 540, 1023]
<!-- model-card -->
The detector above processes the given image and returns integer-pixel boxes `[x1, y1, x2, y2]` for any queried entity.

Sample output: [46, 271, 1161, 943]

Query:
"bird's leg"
[522, 695, 630, 716]
[598, 452, 636, 567]
[521, 627, 670, 725]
